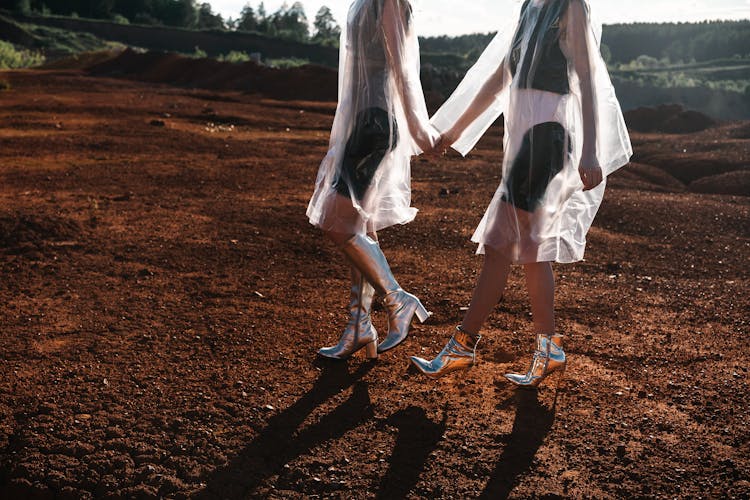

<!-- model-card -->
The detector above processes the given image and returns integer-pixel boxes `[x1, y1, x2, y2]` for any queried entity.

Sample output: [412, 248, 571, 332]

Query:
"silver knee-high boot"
[340, 234, 430, 354]
[410, 326, 481, 378]
[504, 334, 566, 388]
[318, 267, 378, 360]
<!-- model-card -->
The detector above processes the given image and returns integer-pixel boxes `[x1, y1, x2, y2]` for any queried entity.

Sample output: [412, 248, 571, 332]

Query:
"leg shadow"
[197, 360, 375, 498]
[375, 406, 447, 500]
[479, 390, 556, 499]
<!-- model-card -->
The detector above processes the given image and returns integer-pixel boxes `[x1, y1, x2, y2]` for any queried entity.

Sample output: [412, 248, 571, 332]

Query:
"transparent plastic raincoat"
[432, 0, 632, 263]
[307, 0, 439, 235]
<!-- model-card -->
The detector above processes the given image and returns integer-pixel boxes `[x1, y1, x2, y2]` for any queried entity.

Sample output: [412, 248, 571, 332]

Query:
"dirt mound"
[634, 156, 741, 184]
[729, 122, 750, 139]
[87, 48, 337, 101]
[0, 213, 81, 252]
[625, 104, 717, 133]
[41, 49, 123, 70]
[607, 162, 686, 192]
[689, 169, 750, 196]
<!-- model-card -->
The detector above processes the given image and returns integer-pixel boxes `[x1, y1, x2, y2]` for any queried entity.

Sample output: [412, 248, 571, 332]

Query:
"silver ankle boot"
[339, 234, 430, 354]
[410, 327, 481, 378]
[504, 334, 566, 388]
[318, 267, 378, 360]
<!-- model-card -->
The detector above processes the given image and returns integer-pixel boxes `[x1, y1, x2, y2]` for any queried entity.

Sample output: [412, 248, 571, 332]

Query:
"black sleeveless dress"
[502, 0, 572, 212]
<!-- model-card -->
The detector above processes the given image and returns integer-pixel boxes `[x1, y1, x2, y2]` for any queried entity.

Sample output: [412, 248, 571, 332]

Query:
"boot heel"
[554, 363, 567, 389]
[414, 300, 431, 323]
[504, 334, 567, 388]
[364, 339, 378, 359]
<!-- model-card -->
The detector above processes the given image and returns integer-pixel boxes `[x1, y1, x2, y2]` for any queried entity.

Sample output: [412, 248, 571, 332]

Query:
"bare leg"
[522, 261, 559, 347]
[460, 246, 512, 336]
[326, 230, 354, 247]
[504, 263, 564, 387]
[410, 245, 509, 377]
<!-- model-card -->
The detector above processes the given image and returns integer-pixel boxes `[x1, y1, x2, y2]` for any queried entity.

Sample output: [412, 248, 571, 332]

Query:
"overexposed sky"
[210, 0, 750, 36]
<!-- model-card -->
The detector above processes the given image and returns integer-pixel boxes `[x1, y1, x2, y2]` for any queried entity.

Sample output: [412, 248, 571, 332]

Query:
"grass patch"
[0, 40, 45, 69]
[218, 50, 254, 64]
[266, 57, 309, 69]
[21, 23, 119, 57]
[611, 57, 750, 94]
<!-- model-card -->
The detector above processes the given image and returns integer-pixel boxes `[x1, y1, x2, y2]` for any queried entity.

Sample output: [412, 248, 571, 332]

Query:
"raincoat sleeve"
[381, 0, 439, 154]
[563, 0, 632, 175]
[429, 5, 523, 156]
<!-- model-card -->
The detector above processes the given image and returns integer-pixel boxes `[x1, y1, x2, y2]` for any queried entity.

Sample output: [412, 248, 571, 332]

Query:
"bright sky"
[210, 0, 750, 36]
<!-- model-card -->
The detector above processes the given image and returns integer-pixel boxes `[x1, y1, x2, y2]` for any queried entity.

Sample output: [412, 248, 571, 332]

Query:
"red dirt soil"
[87, 49, 338, 102]
[0, 69, 748, 499]
[624, 104, 717, 134]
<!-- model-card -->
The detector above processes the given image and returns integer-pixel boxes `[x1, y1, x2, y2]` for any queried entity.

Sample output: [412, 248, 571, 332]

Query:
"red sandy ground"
[0, 70, 748, 499]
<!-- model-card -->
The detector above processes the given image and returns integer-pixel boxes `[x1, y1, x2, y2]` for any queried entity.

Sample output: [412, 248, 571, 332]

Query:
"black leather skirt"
[335, 107, 398, 200]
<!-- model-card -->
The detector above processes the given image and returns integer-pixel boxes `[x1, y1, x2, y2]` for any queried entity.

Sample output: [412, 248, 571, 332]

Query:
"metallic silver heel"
[414, 300, 430, 323]
[338, 234, 432, 355]
[377, 291, 432, 353]
[410, 326, 481, 378]
[365, 339, 378, 359]
[553, 359, 567, 389]
[504, 334, 566, 388]
[318, 267, 378, 360]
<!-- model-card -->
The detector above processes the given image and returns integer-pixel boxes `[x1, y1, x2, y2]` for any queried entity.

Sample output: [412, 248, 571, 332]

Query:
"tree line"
[3, 1, 749, 65]
[2, 0, 341, 44]
[417, 21, 750, 66]
[602, 21, 750, 65]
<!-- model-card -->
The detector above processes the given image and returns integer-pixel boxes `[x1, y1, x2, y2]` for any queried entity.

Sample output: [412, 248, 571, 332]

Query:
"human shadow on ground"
[375, 406, 447, 499]
[197, 360, 375, 498]
[479, 390, 556, 499]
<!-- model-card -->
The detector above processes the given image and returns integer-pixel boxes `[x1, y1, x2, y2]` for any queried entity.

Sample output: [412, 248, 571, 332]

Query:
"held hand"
[414, 133, 435, 153]
[414, 126, 441, 153]
[441, 127, 460, 148]
[579, 164, 603, 191]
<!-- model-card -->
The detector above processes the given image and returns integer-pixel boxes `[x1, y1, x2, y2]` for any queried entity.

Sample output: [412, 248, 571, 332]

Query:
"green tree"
[237, 4, 258, 32]
[14, 0, 31, 14]
[312, 6, 340, 45]
[157, 0, 198, 28]
[257, 2, 268, 31]
[270, 2, 309, 41]
[196, 2, 224, 29]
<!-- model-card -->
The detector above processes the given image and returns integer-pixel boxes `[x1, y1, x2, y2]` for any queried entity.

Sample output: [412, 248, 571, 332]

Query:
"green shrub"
[266, 57, 309, 69]
[0, 40, 45, 69]
[190, 46, 207, 59]
[112, 14, 129, 25]
[218, 50, 251, 63]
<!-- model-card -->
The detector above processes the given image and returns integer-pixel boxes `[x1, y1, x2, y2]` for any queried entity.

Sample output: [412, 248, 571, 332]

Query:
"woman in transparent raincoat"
[307, 0, 439, 360]
[410, 0, 632, 385]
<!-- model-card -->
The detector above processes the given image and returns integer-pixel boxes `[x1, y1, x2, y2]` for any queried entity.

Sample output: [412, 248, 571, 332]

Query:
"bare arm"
[381, 0, 438, 151]
[441, 60, 507, 145]
[565, 0, 602, 190]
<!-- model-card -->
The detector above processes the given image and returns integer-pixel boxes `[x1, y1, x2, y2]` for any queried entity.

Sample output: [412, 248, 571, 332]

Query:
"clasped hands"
[417, 126, 603, 191]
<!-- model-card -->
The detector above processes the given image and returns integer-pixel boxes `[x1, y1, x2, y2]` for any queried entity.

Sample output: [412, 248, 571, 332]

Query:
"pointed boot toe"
[409, 355, 434, 374]
[410, 327, 480, 379]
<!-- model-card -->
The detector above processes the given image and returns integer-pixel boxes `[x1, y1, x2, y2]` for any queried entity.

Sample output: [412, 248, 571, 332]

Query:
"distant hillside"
[2, 10, 749, 119]
[1, 10, 338, 66]
[602, 21, 750, 65]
